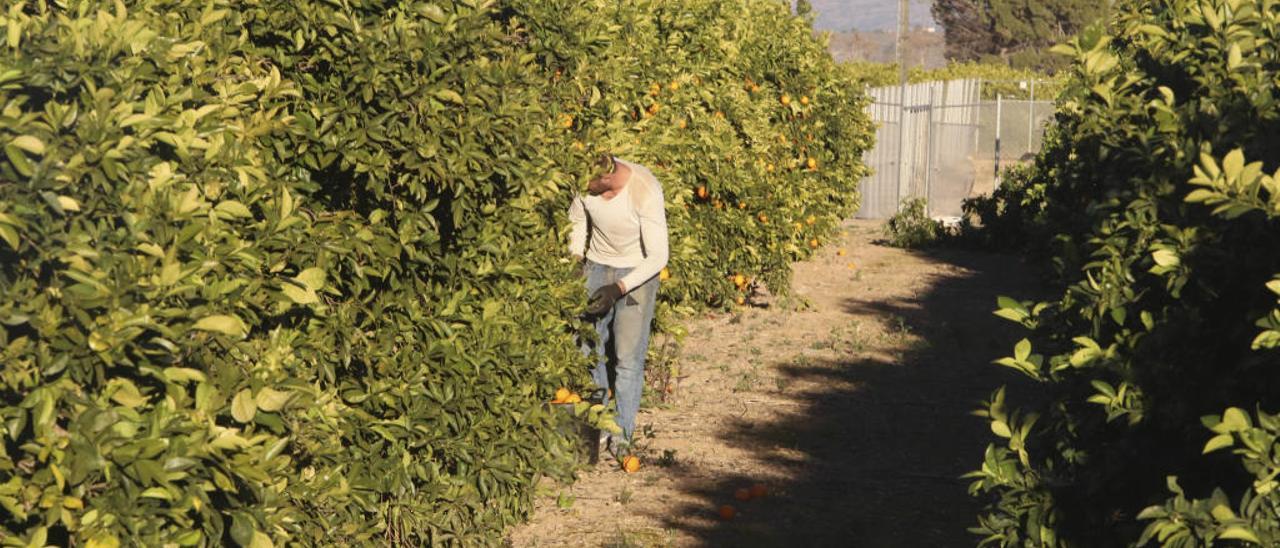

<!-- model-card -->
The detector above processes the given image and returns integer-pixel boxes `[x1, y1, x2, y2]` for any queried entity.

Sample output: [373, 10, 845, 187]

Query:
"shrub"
[966, 1, 1280, 545]
[883, 197, 943, 249]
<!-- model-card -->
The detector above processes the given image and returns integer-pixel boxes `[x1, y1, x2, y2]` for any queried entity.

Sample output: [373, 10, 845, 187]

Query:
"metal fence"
[857, 79, 1054, 220]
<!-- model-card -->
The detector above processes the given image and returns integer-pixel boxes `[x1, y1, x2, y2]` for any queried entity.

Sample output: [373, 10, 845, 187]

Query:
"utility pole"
[895, 0, 911, 209]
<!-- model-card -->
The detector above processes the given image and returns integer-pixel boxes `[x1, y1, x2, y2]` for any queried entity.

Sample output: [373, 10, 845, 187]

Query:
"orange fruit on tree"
[560, 114, 574, 129]
[714, 110, 725, 118]
[622, 455, 641, 473]
[809, 238, 819, 249]
[718, 504, 737, 520]
[749, 484, 768, 499]
[669, 80, 680, 91]
[735, 296, 746, 306]
[564, 393, 582, 404]
[806, 215, 816, 226]
[734, 488, 751, 501]
[780, 94, 791, 106]
[837, 248, 847, 257]
[648, 103, 660, 115]
[553, 387, 571, 402]
[733, 274, 746, 287]
[696, 186, 708, 199]
[659, 267, 671, 281]
[738, 202, 746, 210]
[758, 213, 768, 224]
[714, 200, 723, 209]
[766, 163, 775, 173]
[807, 157, 817, 170]
[678, 119, 687, 129]
[800, 95, 809, 105]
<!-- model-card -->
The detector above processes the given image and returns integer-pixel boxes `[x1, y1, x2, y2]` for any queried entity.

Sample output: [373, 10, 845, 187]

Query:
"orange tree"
[964, 0, 1280, 545]
[0, 0, 871, 545]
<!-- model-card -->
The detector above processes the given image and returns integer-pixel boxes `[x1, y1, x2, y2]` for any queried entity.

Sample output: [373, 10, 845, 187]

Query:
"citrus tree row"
[964, 0, 1280, 545]
[0, 0, 872, 545]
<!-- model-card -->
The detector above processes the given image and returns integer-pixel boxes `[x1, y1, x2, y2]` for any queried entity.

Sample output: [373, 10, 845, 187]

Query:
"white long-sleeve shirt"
[568, 159, 669, 292]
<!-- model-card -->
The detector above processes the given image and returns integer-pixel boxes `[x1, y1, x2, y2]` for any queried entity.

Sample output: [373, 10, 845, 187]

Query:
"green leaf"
[193, 314, 248, 337]
[1222, 407, 1250, 432]
[296, 267, 326, 290]
[990, 420, 1012, 438]
[435, 89, 464, 104]
[10, 135, 44, 155]
[1202, 433, 1234, 454]
[214, 200, 253, 219]
[280, 282, 318, 304]
[1152, 249, 1179, 268]
[249, 532, 274, 548]
[1218, 526, 1260, 544]
[0, 224, 17, 250]
[109, 379, 147, 408]
[1014, 339, 1031, 362]
[231, 389, 256, 423]
[254, 387, 291, 412]
[163, 367, 207, 384]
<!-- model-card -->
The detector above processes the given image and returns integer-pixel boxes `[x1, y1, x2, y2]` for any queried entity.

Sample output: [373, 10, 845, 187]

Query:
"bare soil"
[507, 219, 1044, 548]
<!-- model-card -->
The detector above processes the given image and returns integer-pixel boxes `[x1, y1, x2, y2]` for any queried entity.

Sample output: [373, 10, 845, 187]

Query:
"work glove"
[585, 283, 623, 316]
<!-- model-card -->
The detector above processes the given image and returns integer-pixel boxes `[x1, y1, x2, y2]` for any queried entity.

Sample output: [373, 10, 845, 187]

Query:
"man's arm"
[568, 196, 587, 259]
[619, 177, 669, 292]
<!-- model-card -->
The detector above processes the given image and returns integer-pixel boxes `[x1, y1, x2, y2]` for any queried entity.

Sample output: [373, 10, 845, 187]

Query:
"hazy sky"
[809, 0, 937, 32]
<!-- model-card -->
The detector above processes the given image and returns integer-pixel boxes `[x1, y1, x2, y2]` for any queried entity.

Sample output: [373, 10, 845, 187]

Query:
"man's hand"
[585, 283, 624, 316]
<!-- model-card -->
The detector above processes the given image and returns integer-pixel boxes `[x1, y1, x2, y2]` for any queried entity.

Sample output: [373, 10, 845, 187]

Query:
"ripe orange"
[714, 110, 725, 118]
[553, 387, 571, 402]
[751, 84, 760, 92]
[659, 267, 671, 281]
[780, 94, 791, 106]
[758, 213, 768, 224]
[735, 296, 746, 306]
[749, 484, 768, 499]
[718, 504, 737, 520]
[809, 238, 819, 249]
[678, 119, 688, 129]
[564, 393, 582, 404]
[696, 186, 708, 199]
[648, 103, 660, 114]
[733, 274, 746, 287]
[800, 95, 809, 105]
[714, 200, 723, 209]
[806, 215, 816, 226]
[837, 248, 847, 257]
[669, 80, 680, 91]
[734, 488, 751, 501]
[571, 141, 585, 151]
[807, 157, 817, 170]
[560, 114, 574, 129]
[738, 202, 746, 210]
[622, 455, 641, 473]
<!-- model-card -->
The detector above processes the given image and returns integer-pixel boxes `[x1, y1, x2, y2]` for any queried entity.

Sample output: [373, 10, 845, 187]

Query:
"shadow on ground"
[649, 246, 1048, 547]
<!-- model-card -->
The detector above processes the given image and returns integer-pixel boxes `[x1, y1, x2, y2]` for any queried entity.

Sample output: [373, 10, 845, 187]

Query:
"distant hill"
[810, 0, 936, 32]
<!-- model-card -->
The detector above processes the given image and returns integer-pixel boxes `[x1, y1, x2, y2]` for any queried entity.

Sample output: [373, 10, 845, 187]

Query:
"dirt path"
[507, 219, 1044, 547]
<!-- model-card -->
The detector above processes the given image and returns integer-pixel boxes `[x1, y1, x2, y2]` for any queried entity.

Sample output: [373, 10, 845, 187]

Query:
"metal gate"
[857, 79, 1055, 220]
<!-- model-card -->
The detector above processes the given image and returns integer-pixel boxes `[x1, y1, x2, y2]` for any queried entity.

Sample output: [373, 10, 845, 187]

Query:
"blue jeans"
[582, 261, 659, 443]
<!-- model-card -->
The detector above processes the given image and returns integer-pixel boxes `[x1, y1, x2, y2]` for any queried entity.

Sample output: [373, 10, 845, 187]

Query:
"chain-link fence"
[857, 79, 1054, 220]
